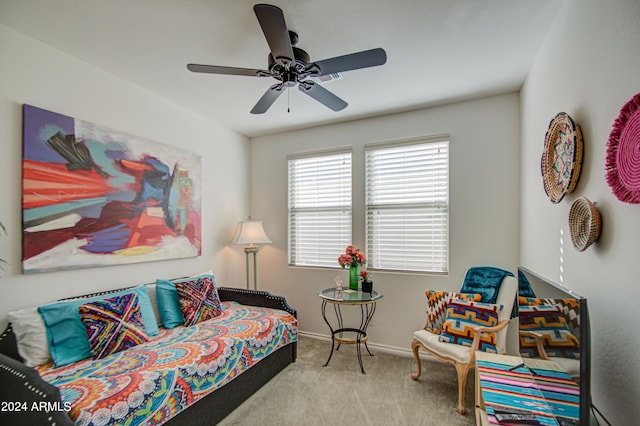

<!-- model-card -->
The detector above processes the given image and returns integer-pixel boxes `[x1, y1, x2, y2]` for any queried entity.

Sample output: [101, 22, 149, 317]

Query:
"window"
[288, 150, 352, 268]
[365, 138, 449, 273]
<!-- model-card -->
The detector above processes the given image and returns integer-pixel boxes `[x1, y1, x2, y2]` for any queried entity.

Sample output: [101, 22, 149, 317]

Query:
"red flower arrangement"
[359, 270, 372, 282]
[337, 245, 367, 268]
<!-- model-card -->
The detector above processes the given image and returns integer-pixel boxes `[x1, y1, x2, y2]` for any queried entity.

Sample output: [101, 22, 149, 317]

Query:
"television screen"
[518, 266, 592, 425]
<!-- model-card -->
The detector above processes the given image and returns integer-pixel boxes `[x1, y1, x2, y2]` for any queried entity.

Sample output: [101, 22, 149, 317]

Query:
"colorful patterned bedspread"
[36, 302, 298, 426]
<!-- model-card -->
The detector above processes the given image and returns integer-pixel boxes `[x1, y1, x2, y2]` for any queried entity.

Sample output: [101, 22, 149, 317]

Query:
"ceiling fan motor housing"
[268, 47, 310, 71]
[268, 45, 313, 86]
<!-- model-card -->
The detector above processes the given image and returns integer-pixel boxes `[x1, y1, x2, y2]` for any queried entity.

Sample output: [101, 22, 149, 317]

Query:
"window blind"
[365, 139, 449, 273]
[288, 150, 352, 267]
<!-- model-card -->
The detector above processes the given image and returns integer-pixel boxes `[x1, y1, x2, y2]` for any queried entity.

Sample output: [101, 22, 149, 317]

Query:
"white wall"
[0, 25, 251, 328]
[250, 93, 520, 350]
[520, 0, 640, 423]
[4, 0, 635, 419]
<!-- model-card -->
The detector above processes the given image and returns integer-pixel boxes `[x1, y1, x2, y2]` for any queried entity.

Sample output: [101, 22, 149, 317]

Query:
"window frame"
[364, 135, 450, 275]
[287, 148, 353, 269]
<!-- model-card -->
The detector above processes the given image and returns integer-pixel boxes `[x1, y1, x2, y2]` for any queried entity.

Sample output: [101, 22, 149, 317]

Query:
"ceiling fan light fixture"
[187, 3, 386, 114]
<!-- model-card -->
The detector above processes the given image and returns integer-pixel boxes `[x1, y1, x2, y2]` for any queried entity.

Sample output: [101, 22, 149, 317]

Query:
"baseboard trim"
[299, 330, 435, 361]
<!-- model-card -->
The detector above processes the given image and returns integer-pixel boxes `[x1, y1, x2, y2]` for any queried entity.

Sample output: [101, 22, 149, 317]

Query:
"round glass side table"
[316, 287, 384, 374]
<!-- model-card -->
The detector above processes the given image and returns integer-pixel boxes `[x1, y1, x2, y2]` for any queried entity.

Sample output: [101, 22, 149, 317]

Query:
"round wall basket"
[568, 197, 602, 252]
[541, 112, 583, 203]
[605, 92, 640, 203]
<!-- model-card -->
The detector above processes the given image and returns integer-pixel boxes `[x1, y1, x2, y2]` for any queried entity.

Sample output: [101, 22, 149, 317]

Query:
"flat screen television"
[518, 266, 592, 425]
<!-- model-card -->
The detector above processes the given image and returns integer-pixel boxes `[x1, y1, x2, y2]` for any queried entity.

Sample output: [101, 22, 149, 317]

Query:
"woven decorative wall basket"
[605, 92, 640, 203]
[541, 112, 583, 203]
[569, 197, 602, 252]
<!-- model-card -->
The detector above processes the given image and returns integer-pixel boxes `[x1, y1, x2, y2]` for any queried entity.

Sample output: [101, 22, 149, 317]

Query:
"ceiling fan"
[187, 3, 387, 114]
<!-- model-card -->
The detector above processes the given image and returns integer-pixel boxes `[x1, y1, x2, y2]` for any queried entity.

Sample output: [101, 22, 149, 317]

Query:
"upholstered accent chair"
[410, 275, 518, 414]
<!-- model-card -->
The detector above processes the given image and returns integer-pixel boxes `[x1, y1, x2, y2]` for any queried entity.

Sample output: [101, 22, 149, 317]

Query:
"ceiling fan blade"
[298, 81, 348, 111]
[251, 84, 286, 114]
[253, 4, 295, 67]
[187, 64, 269, 77]
[311, 48, 387, 77]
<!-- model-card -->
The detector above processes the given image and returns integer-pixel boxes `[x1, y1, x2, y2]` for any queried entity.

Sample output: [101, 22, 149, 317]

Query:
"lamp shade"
[232, 220, 272, 245]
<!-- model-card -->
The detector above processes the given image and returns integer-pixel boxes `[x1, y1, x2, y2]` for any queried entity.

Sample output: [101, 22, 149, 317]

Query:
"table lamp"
[232, 218, 272, 290]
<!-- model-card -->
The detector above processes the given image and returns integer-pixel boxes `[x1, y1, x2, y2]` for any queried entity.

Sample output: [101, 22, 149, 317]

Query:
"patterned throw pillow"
[438, 299, 502, 353]
[519, 297, 580, 337]
[79, 292, 149, 359]
[175, 275, 222, 326]
[518, 304, 580, 359]
[424, 290, 482, 334]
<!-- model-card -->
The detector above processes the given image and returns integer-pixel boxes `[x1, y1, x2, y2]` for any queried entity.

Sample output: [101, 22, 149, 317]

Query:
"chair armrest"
[468, 320, 510, 355]
[0, 353, 75, 425]
[519, 330, 550, 360]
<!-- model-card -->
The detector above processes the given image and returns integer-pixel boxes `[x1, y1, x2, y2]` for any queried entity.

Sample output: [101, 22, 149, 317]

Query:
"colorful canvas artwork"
[22, 104, 202, 273]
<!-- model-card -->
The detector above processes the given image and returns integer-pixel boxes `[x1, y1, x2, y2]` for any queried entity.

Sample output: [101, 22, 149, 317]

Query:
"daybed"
[0, 277, 298, 426]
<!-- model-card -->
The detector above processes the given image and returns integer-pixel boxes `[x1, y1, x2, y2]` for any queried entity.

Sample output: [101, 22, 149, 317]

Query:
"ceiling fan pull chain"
[288, 87, 291, 113]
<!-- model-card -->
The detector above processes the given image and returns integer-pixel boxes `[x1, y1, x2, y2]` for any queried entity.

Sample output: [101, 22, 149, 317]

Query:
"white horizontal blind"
[288, 150, 352, 267]
[366, 139, 449, 273]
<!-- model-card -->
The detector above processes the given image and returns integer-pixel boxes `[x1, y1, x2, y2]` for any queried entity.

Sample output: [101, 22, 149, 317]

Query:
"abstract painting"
[22, 104, 202, 273]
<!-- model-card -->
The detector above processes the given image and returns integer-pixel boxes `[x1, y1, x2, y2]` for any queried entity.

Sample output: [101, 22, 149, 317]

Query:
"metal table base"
[317, 288, 383, 374]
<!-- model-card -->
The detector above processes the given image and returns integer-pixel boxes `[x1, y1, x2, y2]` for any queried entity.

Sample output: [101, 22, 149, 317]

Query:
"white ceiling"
[0, 0, 561, 137]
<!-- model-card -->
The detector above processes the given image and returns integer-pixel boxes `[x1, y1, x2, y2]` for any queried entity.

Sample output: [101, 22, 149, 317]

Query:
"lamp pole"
[244, 245, 259, 290]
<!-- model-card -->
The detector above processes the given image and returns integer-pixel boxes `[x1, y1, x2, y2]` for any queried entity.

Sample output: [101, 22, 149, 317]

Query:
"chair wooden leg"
[454, 363, 472, 415]
[410, 338, 422, 380]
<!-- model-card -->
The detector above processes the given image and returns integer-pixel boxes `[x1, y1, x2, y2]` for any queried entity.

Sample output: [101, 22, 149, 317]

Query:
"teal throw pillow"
[156, 278, 185, 329]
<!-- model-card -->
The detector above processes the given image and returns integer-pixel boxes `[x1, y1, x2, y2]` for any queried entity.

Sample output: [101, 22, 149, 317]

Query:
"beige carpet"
[218, 336, 476, 426]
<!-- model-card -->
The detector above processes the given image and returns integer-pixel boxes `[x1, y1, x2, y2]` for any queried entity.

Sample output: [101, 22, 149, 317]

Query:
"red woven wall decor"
[605, 92, 640, 203]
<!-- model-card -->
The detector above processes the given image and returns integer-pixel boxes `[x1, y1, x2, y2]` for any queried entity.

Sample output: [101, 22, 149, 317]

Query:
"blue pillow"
[156, 278, 184, 329]
[38, 285, 158, 367]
